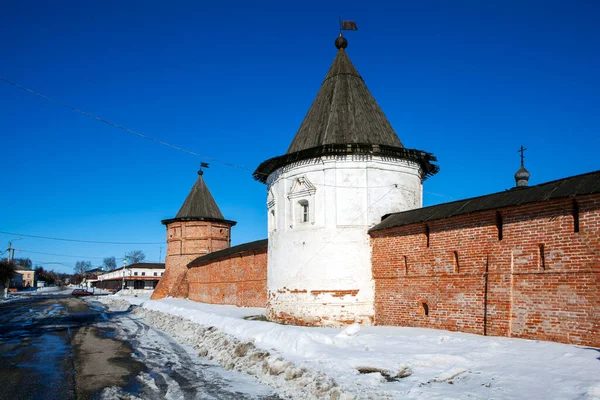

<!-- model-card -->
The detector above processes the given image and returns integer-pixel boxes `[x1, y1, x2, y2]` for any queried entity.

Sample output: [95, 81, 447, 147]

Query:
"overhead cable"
[0, 230, 163, 245]
[0, 75, 453, 198]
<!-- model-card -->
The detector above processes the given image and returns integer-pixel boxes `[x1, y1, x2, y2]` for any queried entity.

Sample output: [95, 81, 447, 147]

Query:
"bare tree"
[1, 260, 17, 297]
[13, 258, 33, 270]
[126, 250, 146, 265]
[74, 260, 92, 275]
[103, 256, 117, 271]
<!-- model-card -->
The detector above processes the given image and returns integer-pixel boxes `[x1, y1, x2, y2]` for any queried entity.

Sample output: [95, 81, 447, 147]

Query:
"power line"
[0, 230, 163, 245]
[31, 260, 71, 267]
[0, 75, 253, 173]
[18, 249, 105, 259]
[424, 190, 454, 200]
[0, 76, 453, 199]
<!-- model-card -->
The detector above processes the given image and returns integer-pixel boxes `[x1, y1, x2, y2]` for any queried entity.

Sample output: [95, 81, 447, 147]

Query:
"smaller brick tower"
[152, 169, 236, 299]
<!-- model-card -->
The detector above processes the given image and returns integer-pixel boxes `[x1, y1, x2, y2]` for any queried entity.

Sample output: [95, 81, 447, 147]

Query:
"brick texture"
[187, 247, 267, 307]
[151, 220, 233, 300]
[370, 194, 600, 347]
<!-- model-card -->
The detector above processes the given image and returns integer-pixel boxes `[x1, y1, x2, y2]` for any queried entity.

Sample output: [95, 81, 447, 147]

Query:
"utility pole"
[4, 238, 21, 297]
[121, 255, 127, 290]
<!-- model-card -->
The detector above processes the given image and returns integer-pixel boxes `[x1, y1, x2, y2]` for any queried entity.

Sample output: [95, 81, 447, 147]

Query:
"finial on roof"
[198, 162, 210, 176]
[514, 145, 530, 187]
[336, 19, 357, 50]
[335, 33, 348, 50]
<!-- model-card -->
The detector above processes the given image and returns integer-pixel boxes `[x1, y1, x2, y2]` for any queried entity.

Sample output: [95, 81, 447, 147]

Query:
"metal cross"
[518, 145, 527, 166]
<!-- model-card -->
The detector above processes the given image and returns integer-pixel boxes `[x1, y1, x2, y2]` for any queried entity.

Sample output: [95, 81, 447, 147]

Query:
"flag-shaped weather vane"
[339, 18, 358, 32]
[336, 19, 358, 50]
[198, 162, 210, 176]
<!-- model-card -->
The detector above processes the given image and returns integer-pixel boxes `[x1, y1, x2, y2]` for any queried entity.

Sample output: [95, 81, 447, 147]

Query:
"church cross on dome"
[518, 145, 527, 167]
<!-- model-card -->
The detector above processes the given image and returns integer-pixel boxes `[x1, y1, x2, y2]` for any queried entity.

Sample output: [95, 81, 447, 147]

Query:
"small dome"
[335, 35, 348, 50]
[514, 165, 530, 187]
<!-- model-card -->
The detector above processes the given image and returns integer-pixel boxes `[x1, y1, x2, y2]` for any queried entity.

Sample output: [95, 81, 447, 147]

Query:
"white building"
[253, 34, 438, 326]
[94, 262, 165, 293]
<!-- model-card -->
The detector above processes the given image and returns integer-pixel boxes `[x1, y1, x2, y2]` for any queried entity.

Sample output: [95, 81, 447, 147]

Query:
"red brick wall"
[152, 220, 233, 300]
[370, 194, 600, 347]
[187, 248, 267, 308]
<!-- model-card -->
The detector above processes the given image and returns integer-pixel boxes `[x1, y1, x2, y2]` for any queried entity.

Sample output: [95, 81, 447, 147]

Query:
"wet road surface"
[0, 293, 279, 399]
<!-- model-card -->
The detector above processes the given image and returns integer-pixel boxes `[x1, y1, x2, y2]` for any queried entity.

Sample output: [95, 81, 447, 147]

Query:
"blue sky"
[1, 1, 598, 274]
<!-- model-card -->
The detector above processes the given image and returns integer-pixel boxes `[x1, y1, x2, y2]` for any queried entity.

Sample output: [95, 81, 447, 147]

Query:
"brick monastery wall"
[370, 194, 600, 347]
[152, 220, 232, 300]
[187, 247, 268, 308]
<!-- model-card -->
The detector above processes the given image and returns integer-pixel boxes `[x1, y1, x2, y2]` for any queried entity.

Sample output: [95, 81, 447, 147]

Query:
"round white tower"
[254, 34, 438, 326]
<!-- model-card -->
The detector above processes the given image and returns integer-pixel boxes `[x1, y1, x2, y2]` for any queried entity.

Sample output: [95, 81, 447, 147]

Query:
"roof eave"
[369, 170, 600, 233]
[253, 143, 439, 184]
[161, 216, 238, 226]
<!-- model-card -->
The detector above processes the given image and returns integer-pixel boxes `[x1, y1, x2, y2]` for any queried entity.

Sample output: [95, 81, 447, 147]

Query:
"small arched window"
[269, 208, 277, 233]
[298, 199, 309, 223]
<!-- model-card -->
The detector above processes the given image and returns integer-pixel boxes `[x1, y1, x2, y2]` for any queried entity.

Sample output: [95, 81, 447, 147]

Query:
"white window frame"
[287, 176, 316, 228]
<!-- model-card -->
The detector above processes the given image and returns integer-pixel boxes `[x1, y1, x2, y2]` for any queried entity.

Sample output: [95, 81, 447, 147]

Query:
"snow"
[95, 296, 600, 400]
[1, 286, 63, 302]
[94, 304, 278, 399]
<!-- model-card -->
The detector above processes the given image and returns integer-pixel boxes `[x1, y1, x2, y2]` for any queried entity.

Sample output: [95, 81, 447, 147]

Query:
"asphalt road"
[0, 293, 279, 400]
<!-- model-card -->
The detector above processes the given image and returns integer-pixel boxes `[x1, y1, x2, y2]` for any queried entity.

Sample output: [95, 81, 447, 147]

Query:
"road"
[0, 293, 279, 400]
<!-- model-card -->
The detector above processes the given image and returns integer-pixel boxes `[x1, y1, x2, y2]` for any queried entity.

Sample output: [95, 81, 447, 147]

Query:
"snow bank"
[95, 296, 600, 400]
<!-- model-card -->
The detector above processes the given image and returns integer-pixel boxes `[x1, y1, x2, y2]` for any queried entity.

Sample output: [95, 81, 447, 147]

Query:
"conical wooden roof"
[175, 172, 224, 220]
[253, 37, 438, 183]
[286, 48, 403, 153]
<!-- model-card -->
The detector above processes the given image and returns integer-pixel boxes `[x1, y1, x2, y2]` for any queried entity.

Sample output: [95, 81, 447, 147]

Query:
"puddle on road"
[6, 331, 75, 400]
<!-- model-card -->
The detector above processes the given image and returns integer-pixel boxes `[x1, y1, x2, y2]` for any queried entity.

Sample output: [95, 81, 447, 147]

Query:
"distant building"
[80, 267, 106, 289]
[10, 268, 35, 289]
[94, 263, 165, 292]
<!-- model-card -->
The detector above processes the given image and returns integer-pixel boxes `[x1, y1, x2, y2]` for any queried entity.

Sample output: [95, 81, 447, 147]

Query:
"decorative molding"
[267, 189, 276, 209]
[287, 176, 317, 200]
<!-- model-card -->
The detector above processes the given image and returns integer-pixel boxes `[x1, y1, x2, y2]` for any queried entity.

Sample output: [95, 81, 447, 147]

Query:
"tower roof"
[162, 171, 236, 225]
[253, 35, 438, 183]
[286, 45, 403, 153]
[176, 171, 224, 219]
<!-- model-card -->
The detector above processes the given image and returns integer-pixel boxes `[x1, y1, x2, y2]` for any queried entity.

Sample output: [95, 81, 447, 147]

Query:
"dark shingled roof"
[176, 173, 224, 220]
[286, 49, 402, 153]
[253, 44, 438, 183]
[188, 239, 267, 267]
[370, 170, 600, 233]
[162, 172, 236, 226]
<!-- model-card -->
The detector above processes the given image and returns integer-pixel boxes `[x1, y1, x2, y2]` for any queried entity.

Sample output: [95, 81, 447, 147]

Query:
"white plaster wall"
[98, 267, 165, 281]
[266, 155, 422, 326]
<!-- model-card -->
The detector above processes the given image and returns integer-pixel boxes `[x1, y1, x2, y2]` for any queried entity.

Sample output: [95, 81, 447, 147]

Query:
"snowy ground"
[0, 285, 63, 302]
[86, 301, 279, 399]
[95, 295, 600, 400]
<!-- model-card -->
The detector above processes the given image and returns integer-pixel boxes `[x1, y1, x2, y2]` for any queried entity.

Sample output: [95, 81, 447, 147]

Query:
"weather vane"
[336, 18, 358, 50]
[199, 162, 210, 175]
[338, 18, 358, 33]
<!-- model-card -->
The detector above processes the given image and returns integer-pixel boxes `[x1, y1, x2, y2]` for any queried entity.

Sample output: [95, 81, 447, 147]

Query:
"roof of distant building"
[370, 170, 600, 232]
[98, 262, 165, 275]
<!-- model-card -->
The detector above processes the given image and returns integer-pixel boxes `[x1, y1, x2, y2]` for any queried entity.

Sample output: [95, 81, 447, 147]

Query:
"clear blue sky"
[1, 1, 598, 274]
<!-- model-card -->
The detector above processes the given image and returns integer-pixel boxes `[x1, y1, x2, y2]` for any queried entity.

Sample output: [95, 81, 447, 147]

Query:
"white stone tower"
[253, 34, 438, 326]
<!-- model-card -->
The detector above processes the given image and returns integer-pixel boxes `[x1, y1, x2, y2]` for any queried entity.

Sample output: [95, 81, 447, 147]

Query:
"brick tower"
[152, 170, 236, 299]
